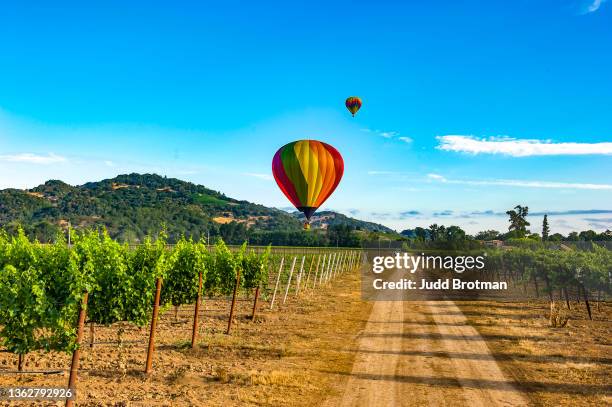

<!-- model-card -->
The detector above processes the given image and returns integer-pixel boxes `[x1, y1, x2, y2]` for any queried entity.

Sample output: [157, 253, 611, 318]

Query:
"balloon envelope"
[345, 96, 362, 116]
[272, 140, 344, 223]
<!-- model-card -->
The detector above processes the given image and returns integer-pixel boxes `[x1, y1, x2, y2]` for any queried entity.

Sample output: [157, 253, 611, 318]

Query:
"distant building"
[484, 240, 504, 248]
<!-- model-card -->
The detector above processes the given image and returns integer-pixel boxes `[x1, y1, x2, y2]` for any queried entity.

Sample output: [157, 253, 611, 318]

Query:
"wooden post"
[66, 291, 88, 407]
[582, 285, 592, 320]
[295, 256, 306, 297]
[145, 278, 162, 375]
[282, 257, 297, 304]
[226, 268, 241, 335]
[270, 257, 284, 309]
[251, 286, 261, 320]
[89, 322, 95, 348]
[191, 271, 203, 348]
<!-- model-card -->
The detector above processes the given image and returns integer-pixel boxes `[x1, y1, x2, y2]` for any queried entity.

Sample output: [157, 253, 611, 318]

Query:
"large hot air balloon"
[345, 96, 362, 117]
[272, 140, 344, 230]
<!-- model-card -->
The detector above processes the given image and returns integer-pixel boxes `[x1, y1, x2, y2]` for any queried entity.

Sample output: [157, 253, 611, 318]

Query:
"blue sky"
[0, 1, 611, 234]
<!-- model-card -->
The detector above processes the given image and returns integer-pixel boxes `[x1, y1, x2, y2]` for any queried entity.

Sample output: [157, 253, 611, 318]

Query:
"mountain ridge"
[0, 173, 395, 243]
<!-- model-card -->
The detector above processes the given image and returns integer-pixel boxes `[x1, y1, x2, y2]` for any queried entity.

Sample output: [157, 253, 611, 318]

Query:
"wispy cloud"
[243, 172, 273, 181]
[583, 217, 612, 222]
[466, 209, 612, 217]
[532, 209, 612, 216]
[582, 0, 607, 14]
[437, 135, 612, 157]
[0, 152, 67, 164]
[427, 173, 612, 190]
[362, 128, 411, 143]
[378, 131, 399, 139]
[368, 170, 398, 175]
[399, 210, 422, 219]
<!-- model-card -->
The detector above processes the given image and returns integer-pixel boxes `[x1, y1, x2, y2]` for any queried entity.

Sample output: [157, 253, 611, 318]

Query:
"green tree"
[475, 230, 501, 241]
[542, 214, 550, 241]
[506, 205, 530, 238]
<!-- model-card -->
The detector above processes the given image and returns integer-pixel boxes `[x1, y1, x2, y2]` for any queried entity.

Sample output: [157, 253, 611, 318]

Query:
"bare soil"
[1, 271, 610, 407]
[0, 271, 371, 406]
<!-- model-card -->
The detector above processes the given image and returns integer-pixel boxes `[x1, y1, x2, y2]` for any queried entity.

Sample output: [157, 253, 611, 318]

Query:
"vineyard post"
[347, 251, 352, 272]
[309, 254, 321, 290]
[251, 284, 260, 320]
[332, 252, 340, 279]
[333, 252, 341, 279]
[226, 267, 241, 335]
[340, 252, 347, 275]
[345, 251, 350, 272]
[66, 291, 88, 407]
[145, 277, 162, 375]
[324, 253, 333, 283]
[563, 287, 571, 310]
[317, 254, 327, 287]
[282, 256, 297, 304]
[326, 253, 336, 283]
[323, 253, 330, 283]
[191, 271, 203, 348]
[344, 251, 349, 273]
[89, 322, 95, 348]
[295, 256, 306, 296]
[304, 254, 318, 290]
[333, 252, 340, 279]
[270, 257, 284, 309]
[582, 285, 592, 320]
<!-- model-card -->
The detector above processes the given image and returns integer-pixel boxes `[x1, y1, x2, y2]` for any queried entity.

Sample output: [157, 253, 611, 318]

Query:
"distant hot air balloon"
[345, 96, 362, 117]
[272, 140, 344, 230]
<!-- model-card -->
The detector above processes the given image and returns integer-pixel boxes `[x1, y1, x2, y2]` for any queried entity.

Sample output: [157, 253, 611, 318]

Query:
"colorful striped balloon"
[345, 96, 362, 117]
[272, 140, 344, 228]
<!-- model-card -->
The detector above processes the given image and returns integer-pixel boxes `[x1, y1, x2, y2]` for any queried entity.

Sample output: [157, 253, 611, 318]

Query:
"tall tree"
[414, 227, 428, 241]
[506, 205, 530, 238]
[542, 214, 550, 241]
[428, 224, 440, 241]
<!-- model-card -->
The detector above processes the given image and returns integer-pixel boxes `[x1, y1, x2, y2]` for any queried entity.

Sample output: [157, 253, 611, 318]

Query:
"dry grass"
[456, 299, 611, 406]
[0, 271, 371, 406]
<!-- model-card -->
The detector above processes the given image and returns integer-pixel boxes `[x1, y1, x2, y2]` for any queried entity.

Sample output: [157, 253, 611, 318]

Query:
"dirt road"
[334, 299, 530, 406]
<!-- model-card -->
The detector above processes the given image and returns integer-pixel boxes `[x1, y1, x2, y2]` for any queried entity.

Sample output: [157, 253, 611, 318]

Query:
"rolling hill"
[0, 173, 396, 244]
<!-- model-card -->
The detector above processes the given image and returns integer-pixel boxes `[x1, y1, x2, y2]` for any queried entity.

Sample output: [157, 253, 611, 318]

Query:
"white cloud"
[104, 160, 115, 167]
[0, 152, 67, 164]
[378, 131, 398, 139]
[437, 135, 612, 157]
[243, 172, 273, 181]
[361, 128, 411, 143]
[428, 174, 612, 190]
[584, 0, 606, 14]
